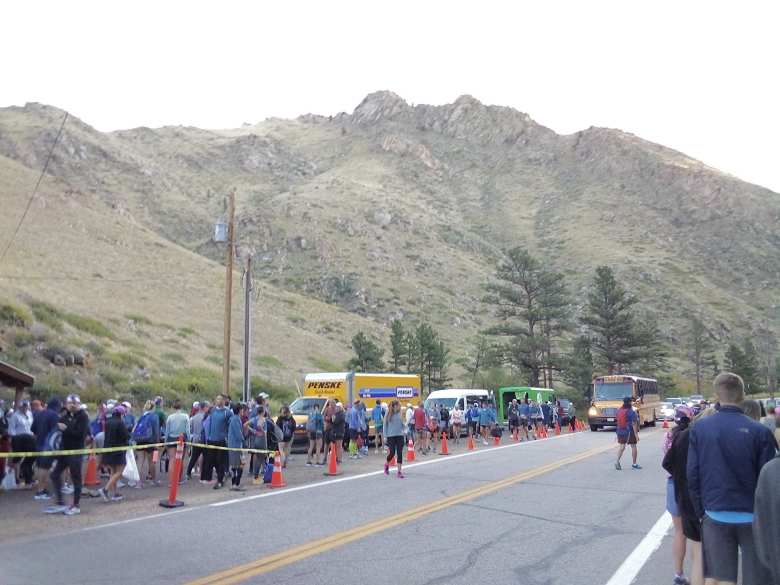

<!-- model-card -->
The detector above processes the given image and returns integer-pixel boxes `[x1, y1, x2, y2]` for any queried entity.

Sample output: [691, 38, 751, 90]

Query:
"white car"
[655, 402, 675, 421]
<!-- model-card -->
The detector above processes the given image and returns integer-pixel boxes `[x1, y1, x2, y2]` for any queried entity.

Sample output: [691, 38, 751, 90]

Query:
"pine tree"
[347, 332, 384, 372]
[389, 319, 406, 372]
[754, 326, 778, 396]
[724, 342, 746, 372]
[484, 247, 570, 386]
[741, 338, 761, 393]
[687, 317, 716, 394]
[632, 312, 669, 374]
[582, 266, 641, 374]
[561, 336, 594, 398]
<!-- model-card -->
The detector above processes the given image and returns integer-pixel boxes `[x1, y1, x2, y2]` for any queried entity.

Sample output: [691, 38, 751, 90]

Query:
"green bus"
[497, 386, 557, 422]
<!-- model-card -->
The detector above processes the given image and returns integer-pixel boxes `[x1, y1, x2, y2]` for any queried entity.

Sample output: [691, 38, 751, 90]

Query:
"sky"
[2, 0, 779, 192]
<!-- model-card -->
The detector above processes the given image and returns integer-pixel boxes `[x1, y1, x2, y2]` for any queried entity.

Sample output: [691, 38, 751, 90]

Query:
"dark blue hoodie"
[31, 397, 61, 450]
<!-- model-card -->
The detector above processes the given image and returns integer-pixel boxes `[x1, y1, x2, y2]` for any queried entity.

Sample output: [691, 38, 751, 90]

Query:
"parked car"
[556, 399, 575, 426]
[655, 401, 675, 421]
[687, 394, 705, 407]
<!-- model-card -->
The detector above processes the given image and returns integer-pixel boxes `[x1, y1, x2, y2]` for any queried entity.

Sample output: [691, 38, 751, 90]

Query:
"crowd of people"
[656, 373, 779, 585]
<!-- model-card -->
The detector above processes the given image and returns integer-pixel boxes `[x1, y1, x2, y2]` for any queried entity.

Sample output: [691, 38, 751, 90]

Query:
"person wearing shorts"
[413, 404, 427, 454]
[467, 403, 479, 438]
[615, 397, 640, 470]
[306, 406, 324, 466]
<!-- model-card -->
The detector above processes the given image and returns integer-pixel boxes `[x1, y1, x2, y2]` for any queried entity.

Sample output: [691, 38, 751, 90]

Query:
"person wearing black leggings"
[45, 394, 89, 516]
[383, 400, 406, 479]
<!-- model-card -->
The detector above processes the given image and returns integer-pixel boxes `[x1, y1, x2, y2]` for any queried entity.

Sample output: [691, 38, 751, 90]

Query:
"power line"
[0, 111, 69, 268]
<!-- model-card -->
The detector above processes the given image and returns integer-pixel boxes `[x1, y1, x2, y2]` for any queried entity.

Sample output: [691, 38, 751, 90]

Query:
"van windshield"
[289, 398, 326, 415]
[424, 398, 456, 410]
[594, 382, 634, 401]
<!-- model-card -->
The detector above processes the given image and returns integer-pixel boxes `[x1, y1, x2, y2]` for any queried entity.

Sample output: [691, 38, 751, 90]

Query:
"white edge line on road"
[72, 429, 607, 534]
[604, 511, 673, 585]
[209, 430, 580, 507]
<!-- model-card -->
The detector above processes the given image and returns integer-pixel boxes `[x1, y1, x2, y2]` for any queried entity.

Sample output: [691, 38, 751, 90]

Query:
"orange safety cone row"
[467, 434, 475, 450]
[324, 442, 341, 476]
[440, 432, 450, 455]
[270, 451, 287, 488]
[84, 453, 101, 487]
[406, 439, 416, 462]
[160, 435, 185, 508]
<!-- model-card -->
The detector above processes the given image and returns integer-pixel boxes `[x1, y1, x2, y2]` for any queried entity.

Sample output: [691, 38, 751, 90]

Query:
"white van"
[424, 388, 493, 413]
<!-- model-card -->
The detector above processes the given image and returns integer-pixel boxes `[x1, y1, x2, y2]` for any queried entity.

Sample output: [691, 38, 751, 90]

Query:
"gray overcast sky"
[3, 0, 779, 192]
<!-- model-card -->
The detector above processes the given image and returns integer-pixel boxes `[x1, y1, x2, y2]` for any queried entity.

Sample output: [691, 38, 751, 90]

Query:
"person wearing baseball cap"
[45, 394, 90, 516]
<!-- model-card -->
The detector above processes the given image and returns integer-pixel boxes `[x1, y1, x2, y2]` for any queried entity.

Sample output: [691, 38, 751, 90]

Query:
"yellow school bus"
[588, 375, 660, 431]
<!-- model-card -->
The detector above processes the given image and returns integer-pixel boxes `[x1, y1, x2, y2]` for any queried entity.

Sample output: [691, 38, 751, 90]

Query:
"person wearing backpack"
[205, 394, 232, 489]
[31, 397, 61, 500]
[132, 400, 161, 487]
[44, 394, 89, 516]
[306, 405, 324, 466]
[439, 404, 450, 440]
[245, 405, 267, 483]
[372, 400, 385, 454]
[331, 402, 346, 464]
[227, 404, 247, 491]
[615, 396, 640, 470]
[276, 405, 296, 468]
[507, 399, 520, 440]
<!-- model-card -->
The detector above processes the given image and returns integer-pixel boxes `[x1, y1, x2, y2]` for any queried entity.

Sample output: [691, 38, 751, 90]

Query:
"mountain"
[0, 92, 778, 399]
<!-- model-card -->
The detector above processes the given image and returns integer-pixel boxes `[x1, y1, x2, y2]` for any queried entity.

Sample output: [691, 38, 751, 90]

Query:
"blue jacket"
[227, 415, 245, 449]
[466, 407, 479, 423]
[687, 405, 777, 517]
[31, 399, 61, 450]
[207, 407, 232, 443]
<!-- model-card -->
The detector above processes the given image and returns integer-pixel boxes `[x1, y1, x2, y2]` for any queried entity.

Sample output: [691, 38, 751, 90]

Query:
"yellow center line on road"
[186, 441, 615, 585]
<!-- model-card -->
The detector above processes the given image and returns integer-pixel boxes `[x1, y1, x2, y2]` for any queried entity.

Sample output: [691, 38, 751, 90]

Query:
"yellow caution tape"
[0, 441, 274, 458]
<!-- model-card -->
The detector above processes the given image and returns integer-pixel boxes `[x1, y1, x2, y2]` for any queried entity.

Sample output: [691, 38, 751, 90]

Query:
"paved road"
[1, 428, 689, 585]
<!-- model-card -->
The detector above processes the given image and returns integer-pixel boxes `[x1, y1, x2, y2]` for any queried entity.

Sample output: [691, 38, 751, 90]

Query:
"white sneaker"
[98, 488, 110, 502]
[64, 506, 81, 516]
[44, 504, 67, 514]
[62, 484, 74, 495]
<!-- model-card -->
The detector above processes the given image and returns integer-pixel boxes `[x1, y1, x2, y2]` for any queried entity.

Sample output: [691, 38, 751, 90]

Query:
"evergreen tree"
[405, 331, 419, 375]
[687, 317, 716, 394]
[347, 332, 384, 372]
[632, 313, 669, 374]
[582, 266, 641, 374]
[484, 247, 570, 386]
[430, 340, 451, 390]
[724, 342, 746, 372]
[389, 319, 406, 372]
[741, 338, 762, 393]
[754, 326, 778, 396]
[561, 336, 594, 398]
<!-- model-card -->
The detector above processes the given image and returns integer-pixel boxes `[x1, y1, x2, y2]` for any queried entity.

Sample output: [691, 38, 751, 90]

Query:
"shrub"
[177, 327, 197, 338]
[30, 301, 64, 331]
[124, 314, 153, 326]
[62, 313, 114, 339]
[104, 351, 146, 370]
[254, 355, 283, 368]
[309, 356, 341, 371]
[10, 329, 36, 348]
[0, 302, 32, 328]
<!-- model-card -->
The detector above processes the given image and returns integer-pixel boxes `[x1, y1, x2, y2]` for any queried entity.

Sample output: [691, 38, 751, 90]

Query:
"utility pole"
[242, 254, 253, 403]
[222, 191, 235, 398]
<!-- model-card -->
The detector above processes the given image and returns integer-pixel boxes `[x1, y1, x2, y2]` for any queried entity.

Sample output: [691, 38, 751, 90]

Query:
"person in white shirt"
[10, 400, 36, 486]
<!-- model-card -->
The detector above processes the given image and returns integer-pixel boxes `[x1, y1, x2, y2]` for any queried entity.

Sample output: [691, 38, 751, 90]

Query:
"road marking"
[604, 511, 673, 585]
[64, 429, 620, 536]
[186, 442, 614, 585]
[210, 429, 580, 507]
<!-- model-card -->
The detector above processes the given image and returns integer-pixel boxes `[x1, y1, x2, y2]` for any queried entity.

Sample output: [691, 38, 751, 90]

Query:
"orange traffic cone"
[324, 443, 341, 476]
[467, 434, 475, 450]
[440, 432, 450, 455]
[662, 419, 669, 429]
[84, 453, 101, 487]
[555, 422, 561, 436]
[493, 433, 500, 446]
[406, 439, 416, 462]
[269, 451, 287, 488]
[390, 453, 396, 466]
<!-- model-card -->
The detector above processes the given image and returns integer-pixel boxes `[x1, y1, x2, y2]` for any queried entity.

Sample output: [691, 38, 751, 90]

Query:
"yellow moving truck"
[288, 372, 422, 447]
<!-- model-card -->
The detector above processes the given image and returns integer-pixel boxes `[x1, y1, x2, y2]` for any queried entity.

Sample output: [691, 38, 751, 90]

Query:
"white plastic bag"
[1, 468, 17, 491]
[122, 448, 140, 483]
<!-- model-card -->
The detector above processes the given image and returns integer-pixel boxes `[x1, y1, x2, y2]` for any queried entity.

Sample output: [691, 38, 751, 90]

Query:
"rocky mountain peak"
[351, 90, 411, 124]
